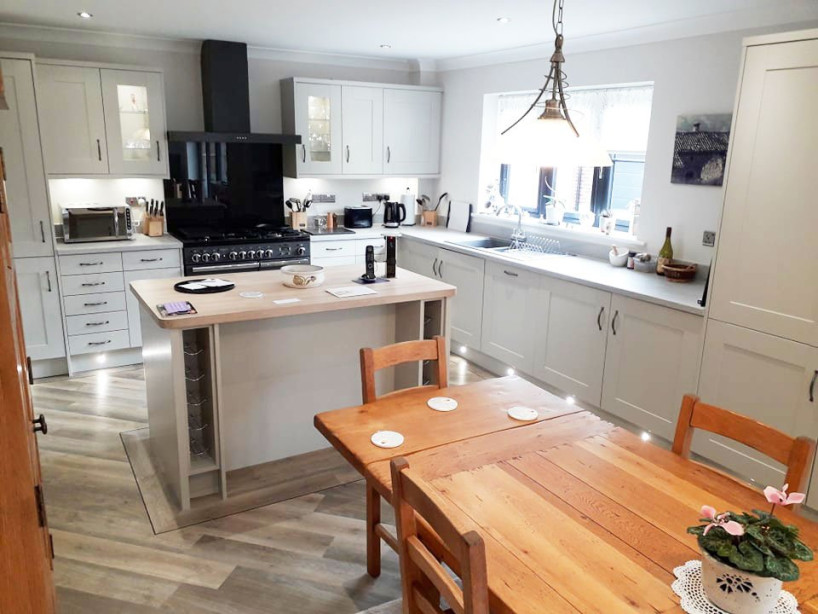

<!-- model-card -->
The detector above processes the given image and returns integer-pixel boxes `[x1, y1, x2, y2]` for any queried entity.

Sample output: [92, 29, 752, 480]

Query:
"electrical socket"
[362, 192, 390, 202]
[311, 193, 336, 203]
[125, 196, 146, 207]
[702, 230, 716, 247]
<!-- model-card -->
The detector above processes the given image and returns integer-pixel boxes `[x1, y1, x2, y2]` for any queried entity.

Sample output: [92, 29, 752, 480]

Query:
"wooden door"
[709, 38, 818, 346]
[0, 150, 56, 613]
[341, 85, 383, 175]
[383, 89, 441, 176]
[13, 257, 65, 360]
[293, 82, 342, 175]
[480, 261, 539, 372]
[697, 319, 818, 487]
[601, 295, 703, 440]
[36, 63, 108, 175]
[533, 277, 610, 405]
[438, 248, 485, 349]
[0, 58, 53, 257]
[101, 69, 167, 176]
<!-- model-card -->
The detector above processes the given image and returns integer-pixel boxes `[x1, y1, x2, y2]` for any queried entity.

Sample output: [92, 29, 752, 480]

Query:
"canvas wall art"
[671, 113, 732, 186]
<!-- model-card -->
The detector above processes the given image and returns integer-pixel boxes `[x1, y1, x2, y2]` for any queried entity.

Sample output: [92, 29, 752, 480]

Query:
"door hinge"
[34, 484, 47, 527]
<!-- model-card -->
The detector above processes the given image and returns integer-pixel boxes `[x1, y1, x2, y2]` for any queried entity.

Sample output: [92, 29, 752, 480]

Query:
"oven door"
[62, 207, 132, 243]
[259, 258, 309, 271]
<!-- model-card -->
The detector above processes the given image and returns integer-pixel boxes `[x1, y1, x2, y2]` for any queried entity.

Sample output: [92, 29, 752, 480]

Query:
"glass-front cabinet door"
[100, 69, 167, 176]
[293, 82, 342, 175]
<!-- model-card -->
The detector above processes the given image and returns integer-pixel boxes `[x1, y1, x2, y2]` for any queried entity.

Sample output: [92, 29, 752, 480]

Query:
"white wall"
[433, 24, 816, 263]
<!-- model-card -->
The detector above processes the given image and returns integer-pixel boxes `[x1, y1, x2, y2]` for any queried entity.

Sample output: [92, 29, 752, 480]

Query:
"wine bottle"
[657, 227, 673, 276]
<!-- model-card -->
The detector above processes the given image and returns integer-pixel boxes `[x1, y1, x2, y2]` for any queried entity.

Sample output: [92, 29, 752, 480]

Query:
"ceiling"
[2, 0, 817, 63]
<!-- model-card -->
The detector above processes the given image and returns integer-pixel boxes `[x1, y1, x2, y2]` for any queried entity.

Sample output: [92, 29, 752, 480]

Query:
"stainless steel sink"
[446, 237, 512, 249]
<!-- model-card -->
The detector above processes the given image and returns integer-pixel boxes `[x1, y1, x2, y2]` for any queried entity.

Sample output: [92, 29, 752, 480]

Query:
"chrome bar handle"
[346, 145, 350, 163]
[386, 146, 391, 164]
[432, 258, 439, 277]
[156, 141, 161, 162]
[96, 139, 102, 161]
[45, 270, 52, 293]
[612, 310, 619, 335]
[39, 220, 46, 243]
[597, 306, 604, 331]
[810, 370, 817, 403]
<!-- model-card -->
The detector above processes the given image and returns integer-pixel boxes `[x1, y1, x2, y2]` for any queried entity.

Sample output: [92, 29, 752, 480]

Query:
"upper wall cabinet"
[383, 88, 442, 176]
[282, 78, 441, 178]
[0, 57, 53, 257]
[37, 63, 168, 177]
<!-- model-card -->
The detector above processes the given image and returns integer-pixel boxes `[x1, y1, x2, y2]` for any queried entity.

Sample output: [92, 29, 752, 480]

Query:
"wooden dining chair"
[359, 335, 448, 577]
[672, 394, 816, 494]
[391, 457, 489, 614]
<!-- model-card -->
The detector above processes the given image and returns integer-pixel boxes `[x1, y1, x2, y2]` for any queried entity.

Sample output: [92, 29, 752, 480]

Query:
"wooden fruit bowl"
[663, 262, 697, 283]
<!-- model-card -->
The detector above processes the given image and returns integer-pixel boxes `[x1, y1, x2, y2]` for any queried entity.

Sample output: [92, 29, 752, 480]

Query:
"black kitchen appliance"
[343, 206, 374, 229]
[386, 235, 397, 278]
[383, 201, 406, 228]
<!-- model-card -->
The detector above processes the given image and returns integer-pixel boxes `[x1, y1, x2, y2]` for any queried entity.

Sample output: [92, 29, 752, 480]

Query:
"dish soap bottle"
[657, 226, 673, 275]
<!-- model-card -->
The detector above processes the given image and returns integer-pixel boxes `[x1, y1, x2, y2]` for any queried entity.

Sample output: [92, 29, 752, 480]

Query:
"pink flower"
[764, 484, 806, 506]
[700, 505, 745, 537]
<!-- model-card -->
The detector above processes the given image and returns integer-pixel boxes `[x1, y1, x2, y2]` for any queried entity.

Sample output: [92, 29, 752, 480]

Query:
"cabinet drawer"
[355, 237, 386, 256]
[123, 249, 181, 271]
[68, 329, 131, 355]
[66, 311, 129, 335]
[60, 271, 125, 296]
[312, 241, 356, 258]
[312, 255, 357, 267]
[64, 291, 127, 316]
[59, 252, 123, 275]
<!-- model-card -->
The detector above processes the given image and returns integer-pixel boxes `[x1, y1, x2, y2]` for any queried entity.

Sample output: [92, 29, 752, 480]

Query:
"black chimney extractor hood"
[167, 39, 300, 146]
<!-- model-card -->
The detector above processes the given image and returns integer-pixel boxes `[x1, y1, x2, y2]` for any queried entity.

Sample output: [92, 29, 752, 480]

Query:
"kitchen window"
[492, 84, 653, 233]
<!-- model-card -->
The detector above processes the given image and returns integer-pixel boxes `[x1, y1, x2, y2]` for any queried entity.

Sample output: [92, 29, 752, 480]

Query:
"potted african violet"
[688, 484, 813, 613]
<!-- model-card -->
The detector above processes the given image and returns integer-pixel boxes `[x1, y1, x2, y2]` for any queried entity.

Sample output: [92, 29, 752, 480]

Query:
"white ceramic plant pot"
[701, 550, 782, 614]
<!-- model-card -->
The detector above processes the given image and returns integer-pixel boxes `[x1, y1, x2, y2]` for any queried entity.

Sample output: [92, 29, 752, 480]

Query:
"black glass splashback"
[165, 138, 285, 233]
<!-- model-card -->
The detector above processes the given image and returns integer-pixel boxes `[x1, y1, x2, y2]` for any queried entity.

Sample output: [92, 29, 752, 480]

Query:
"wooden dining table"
[316, 377, 818, 613]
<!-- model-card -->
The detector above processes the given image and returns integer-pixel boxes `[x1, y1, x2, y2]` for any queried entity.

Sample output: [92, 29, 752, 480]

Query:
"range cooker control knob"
[201, 253, 211, 263]
[212, 253, 221, 262]
[239, 251, 247, 260]
[228, 251, 238, 261]
[264, 249, 274, 258]
[296, 246, 307, 257]
[247, 250, 256, 259]
[256, 250, 265, 260]
[191, 253, 202, 263]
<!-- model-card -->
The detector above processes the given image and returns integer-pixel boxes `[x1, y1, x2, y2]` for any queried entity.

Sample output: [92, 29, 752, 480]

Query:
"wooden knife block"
[421, 211, 438, 227]
[143, 216, 165, 237]
[290, 211, 308, 230]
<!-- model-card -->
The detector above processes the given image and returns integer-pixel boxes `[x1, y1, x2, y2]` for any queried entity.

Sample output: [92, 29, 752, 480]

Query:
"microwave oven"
[343, 206, 373, 229]
[62, 206, 134, 243]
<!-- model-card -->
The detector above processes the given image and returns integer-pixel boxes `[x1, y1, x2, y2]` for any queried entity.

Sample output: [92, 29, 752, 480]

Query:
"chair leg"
[366, 481, 381, 577]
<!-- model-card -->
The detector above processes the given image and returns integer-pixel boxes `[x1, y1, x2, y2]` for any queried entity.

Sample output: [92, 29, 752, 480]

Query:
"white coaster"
[240, 291, 263, 299]
[370, 431, 404, 449]
[427, 397, 458, 412]
[508, 406, 539, 421]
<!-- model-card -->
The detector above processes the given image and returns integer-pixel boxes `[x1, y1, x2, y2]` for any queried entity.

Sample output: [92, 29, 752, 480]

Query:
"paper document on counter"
[326, 286, 377, 299]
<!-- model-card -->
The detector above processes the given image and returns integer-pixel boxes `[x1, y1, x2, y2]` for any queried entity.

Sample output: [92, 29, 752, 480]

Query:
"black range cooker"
[177, 226, 310, 276]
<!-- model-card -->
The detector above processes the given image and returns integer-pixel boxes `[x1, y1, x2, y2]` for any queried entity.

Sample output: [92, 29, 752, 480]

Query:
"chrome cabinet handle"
[96, 139, 102, 161]
[140, 257, 162, 262]
[611, 310, 619, 335]
[79, 261, 103, 267]
[325, 247, 342, 251]
[386, 146, 391, 164]
[88, 340, 111, 346]
[83, 301, 108, 307]
[156, 140, 161, 162]
[39, 220, 46, 243]
[346, 145, 350, 163]
[302, 144, 307, 163]
[503, 270, 519, 277]
[81, 282, 105, 287]
[432, 257, 439, 277]
[45, 270, 52, 292]
[810, 370, 817, 403]
[438, 260, 444, 278]
[85, 320, 109, 327]
[597, 306, 604, 331]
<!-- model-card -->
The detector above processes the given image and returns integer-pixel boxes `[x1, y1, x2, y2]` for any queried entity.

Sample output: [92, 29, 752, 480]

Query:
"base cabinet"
[697, 320, 818, 487]
[601, 296, 704, 440]
[13, 257, 65, 360]
[533, 279, 611, 406]
[437, 250, 484, 349]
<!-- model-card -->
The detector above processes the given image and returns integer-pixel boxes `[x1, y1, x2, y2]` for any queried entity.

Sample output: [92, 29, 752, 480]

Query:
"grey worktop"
[399, 226, 707, 316]
[307, 227, 390, 242]
[55, 234, 183, 255]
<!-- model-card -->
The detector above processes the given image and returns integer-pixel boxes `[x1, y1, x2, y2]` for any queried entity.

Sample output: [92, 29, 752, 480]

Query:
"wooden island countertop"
[130, 265, 455, 329]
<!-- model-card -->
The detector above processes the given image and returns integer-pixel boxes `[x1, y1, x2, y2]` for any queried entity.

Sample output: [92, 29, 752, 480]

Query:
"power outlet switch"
[702, 231, 716, 247]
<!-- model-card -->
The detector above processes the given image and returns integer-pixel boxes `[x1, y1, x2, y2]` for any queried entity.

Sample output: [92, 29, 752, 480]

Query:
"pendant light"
[499, 0, 612, 168]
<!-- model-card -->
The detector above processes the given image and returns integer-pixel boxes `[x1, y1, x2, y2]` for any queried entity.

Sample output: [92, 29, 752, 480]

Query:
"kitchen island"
[130, 265, 454, 510]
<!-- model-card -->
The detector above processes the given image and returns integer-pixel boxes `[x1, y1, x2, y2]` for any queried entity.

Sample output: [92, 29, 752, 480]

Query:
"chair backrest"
[672, 394, 816, 492]
[390, 458, 488, 614]
[359, 336, 448, 404]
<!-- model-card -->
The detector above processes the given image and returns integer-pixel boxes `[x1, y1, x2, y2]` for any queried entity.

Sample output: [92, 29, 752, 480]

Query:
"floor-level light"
[566, 396, 575, 405]
[506, 367, 515, 376]
[640, 431, 651, 442]
[459, 345, 468, 354]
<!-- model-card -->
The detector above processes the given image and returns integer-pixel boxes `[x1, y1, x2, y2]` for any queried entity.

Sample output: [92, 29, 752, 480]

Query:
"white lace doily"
[672, 560, 799, 614]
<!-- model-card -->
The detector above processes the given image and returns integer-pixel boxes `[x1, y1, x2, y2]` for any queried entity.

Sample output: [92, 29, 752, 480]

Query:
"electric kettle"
[383, 201, 406, 228]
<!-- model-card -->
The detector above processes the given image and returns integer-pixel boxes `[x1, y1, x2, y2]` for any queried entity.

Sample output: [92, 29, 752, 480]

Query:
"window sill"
[470, 214, 647, 251]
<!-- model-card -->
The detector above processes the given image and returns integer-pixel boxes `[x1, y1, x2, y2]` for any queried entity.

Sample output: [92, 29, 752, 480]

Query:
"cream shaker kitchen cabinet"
[601, 295, 704, 440]
[123, 267, 180, 347]
[36, 63, 109, 175]
[398, 237, 437, 277]
[342, 86, 383, 175]
[709, 37, 818, 347]
[100, 69, 167, 176]
[284, 80, 343, 175]
[435, 249, 485, 349]
[481, 261, 540, 372]
[532, 278, 611, 406]
[383, 88, 442, 176]
[697, 319, 818, 489]
[13, 257, 66, 360]
[0, 57, 53, 257]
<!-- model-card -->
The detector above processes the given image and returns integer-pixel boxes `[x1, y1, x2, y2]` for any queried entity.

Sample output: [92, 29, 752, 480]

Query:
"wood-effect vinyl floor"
[32, 356, 492, 613]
